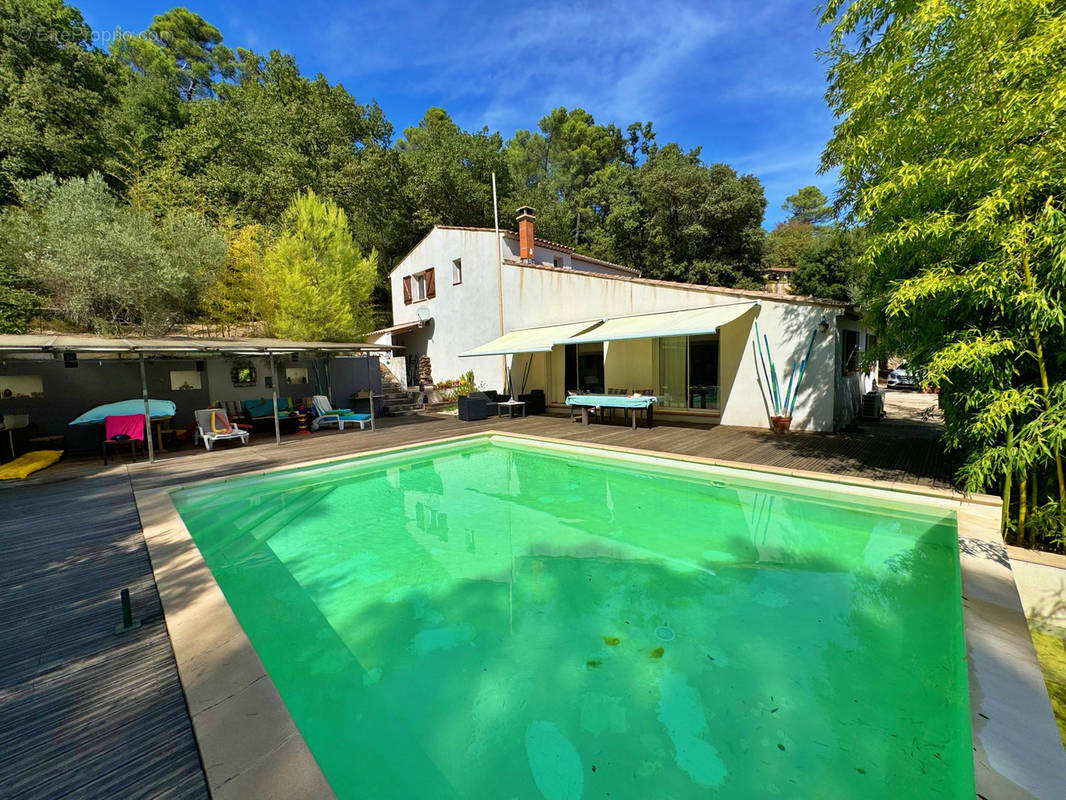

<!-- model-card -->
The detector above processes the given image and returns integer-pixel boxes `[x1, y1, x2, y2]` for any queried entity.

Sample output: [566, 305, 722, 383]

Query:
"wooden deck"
[0, 411, 956, 797]
[0, 472, 209, 799]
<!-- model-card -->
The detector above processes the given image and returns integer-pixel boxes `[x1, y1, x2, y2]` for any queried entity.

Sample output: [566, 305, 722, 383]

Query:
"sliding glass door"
[658, 337, 687, 408]
[564, 343, 605, 395]
[658, 335, 720, 410]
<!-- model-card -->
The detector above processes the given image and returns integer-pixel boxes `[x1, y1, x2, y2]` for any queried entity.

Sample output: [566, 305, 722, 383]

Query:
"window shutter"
[425, 268, 436, 298]
[403, 276, 412, 305]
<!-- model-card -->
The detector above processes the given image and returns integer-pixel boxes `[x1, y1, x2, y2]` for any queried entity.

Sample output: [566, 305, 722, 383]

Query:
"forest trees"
[822, 0, 1066, 544]
[764, 186, 863, 302]
[0, 0, 122, 201]
[258, 190, 377, 342]
[0, 173, 225, 334]
[0, 1, 778, 340]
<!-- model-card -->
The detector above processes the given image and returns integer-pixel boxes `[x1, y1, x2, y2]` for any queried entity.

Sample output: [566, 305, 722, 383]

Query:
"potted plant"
[756, 321, 819, 435]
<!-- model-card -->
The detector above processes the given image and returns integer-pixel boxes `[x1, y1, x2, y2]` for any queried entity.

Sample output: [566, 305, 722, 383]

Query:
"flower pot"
[770, 415, 792, 434]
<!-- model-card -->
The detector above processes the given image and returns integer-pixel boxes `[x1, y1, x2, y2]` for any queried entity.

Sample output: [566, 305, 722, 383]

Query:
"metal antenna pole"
[368, 351, 376, 431]
[492, 172, 506, 392]
[269, 353, 281, 446]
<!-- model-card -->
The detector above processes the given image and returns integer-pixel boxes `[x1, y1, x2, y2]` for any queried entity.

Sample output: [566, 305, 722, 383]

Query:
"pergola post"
[138, 353, 155, 465]
[366, 351, 376, 431]
[269, 352, 281, 446]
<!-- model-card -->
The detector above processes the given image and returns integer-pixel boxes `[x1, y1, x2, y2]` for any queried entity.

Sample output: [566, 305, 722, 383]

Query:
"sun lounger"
[311, 395, 371, 431]
[194, 408, 251, 451]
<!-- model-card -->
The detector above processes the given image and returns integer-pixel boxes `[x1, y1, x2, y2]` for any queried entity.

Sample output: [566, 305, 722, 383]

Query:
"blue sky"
[76, 0, 838, 227]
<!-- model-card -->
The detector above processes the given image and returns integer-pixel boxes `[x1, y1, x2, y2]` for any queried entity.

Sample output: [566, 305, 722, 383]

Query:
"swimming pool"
[172, 436, 973, 799]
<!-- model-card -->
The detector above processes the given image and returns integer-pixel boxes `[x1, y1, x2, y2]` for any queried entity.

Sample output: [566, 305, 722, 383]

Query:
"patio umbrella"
[69, 399, 177, 426]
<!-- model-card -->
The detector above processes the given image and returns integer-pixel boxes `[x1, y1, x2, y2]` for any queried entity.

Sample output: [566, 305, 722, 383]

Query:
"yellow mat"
[0, 449, 63, 480]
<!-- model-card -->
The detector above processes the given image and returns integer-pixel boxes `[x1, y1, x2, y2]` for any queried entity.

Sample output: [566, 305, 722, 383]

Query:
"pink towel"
[105, 414, 146, 442]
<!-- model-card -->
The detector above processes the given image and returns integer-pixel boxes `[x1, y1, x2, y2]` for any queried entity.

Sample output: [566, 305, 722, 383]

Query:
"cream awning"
[561, 302, 758, 344]
[459, 321, 602, 357]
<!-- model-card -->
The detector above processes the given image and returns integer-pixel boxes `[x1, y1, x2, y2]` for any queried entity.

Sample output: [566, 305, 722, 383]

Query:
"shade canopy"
[561, 302, 758, 344]
[0, 333, 400, 356]
[459, 321, 601, 357]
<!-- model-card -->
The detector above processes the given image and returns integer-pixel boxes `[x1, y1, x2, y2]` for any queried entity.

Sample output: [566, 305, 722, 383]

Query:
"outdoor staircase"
[379, 363, 421, 417]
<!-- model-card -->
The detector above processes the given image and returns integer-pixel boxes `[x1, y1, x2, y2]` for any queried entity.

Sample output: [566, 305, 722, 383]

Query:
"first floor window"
[414, 273, 427, 301]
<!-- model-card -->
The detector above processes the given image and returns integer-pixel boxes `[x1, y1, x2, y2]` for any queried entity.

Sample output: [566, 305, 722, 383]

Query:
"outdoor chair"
[102, 414, 146, 464]
[458, 394, 488, 421]
[517, 389, 546, 415]
[311, 395, 370, 431]
[605, 388, 628, 421]
[469, 392, 500, 416]
[194, 408, 250, 451]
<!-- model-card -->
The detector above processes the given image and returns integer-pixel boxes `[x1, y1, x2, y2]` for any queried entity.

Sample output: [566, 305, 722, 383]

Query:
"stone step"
[386, 408, 421, 417]
[385, 403, 419, 413]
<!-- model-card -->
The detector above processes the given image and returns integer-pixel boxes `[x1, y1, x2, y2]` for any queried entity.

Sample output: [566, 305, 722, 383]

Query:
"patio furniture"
[517, 389, 546, 415]
[310, 395, 370, 431]
[604, 388, 628, 421]
[194, 408, 250, 451]
[567, 390, 592, 421]
[214, 400, 251, 428]
[0, 413, 29, 459]
[498, 399, 526, 419]
[102, 414, 146, 464]
[28, 434, 65, 452]
[468, 392, 500, 416]
[458, 394, 488, 421]
[566, 394, 658, 429]
[149, 416, 176, 452]
[243, 397, 300, 432]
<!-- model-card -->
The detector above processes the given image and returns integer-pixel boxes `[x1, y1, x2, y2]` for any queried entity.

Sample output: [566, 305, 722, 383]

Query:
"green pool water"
[173, 438, 973, 799]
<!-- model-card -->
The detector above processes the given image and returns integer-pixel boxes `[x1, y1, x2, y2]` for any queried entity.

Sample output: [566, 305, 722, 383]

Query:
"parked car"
[887, 362, 917, 389]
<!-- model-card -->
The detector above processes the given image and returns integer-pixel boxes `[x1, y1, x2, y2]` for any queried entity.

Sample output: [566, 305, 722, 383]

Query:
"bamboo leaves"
[823, 0, 1066, 545]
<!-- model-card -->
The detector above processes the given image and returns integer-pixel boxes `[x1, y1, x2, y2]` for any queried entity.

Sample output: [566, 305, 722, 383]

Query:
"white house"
[369, 209, 877, 432]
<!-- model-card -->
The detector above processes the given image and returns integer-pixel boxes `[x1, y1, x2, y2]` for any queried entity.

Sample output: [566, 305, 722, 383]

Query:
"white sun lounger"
[194, 408, 250, 451]
[311, 395, 371, 431]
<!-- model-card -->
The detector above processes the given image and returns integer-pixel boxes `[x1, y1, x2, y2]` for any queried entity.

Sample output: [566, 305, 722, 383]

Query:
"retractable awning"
[460, 320, 602, 357]
[561, 302, 758, 344]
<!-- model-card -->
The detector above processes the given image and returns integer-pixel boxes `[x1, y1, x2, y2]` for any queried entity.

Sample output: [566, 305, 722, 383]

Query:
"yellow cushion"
[0, 450, 63, 480]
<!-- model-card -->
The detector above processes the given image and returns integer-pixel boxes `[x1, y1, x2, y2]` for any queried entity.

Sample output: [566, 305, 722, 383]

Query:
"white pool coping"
[133, 431, 1066, 799]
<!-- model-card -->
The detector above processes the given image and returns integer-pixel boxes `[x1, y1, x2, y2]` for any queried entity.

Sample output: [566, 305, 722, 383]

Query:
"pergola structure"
[0, 334, 402, 463]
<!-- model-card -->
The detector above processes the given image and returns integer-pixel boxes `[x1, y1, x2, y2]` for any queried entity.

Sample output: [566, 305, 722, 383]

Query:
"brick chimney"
[516, 206, 535, 262]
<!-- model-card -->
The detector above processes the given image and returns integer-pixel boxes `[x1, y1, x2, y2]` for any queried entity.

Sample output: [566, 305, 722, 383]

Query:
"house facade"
[370, 211, 877, 433]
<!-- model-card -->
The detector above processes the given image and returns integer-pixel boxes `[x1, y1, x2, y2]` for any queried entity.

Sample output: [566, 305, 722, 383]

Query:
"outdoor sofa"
[243, 397, 300, 432]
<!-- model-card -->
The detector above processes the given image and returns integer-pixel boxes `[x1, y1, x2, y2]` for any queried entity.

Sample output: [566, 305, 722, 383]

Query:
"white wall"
[500, 264, 842, 432]
[389, 228, 507, 388]
[383, 227, 850, 431]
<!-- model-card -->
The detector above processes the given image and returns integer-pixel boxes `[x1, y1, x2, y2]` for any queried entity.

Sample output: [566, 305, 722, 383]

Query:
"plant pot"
[770, 415, 792, 434]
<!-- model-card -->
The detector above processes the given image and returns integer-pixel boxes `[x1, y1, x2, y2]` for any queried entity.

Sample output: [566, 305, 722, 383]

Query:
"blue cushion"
[244, 397, 293, 418]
